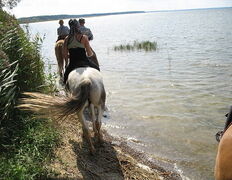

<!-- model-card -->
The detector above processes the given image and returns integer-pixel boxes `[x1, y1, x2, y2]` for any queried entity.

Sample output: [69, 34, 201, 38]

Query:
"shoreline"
[102, 130, 182, 180]
[46, 115, 181, 180]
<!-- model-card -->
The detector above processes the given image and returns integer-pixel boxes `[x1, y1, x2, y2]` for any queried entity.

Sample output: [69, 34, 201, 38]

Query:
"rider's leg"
[63, 64, 74, 85]
[89, 47, 99, 67]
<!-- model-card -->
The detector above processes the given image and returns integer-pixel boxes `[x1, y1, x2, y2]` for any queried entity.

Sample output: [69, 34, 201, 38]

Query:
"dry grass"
[18, 92, 80, 121]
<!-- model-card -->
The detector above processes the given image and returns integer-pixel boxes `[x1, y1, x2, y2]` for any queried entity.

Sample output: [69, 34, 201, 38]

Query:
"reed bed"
[0, 10, 59, 179]
[113, 40, 157, 51]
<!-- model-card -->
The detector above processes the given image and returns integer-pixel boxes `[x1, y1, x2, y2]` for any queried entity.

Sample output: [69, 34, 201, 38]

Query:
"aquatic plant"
[113, 40, 157, 52]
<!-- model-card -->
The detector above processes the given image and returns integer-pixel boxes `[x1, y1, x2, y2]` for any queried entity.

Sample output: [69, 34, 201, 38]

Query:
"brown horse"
[215, 108, 232, 180]
[215, 125, 232, 180]
[55, 39, 67, 77]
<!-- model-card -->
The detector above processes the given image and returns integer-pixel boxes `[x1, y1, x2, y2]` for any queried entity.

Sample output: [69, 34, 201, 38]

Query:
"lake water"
[25, 8, 232, 180]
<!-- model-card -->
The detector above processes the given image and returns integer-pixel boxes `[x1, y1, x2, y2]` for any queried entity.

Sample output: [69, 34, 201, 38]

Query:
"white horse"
[67, 67, 106, 153]
[19, 67, 106, 154]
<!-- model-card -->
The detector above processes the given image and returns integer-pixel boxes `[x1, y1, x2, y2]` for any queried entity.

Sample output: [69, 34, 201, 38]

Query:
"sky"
[6, 0, 232, 18]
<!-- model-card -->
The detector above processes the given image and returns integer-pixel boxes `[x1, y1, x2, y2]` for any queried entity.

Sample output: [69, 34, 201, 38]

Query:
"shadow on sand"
[69, 138, 124, 180]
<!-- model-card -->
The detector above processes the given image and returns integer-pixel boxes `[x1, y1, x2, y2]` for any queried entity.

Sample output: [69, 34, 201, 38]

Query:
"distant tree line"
[18, 11, 146, 24]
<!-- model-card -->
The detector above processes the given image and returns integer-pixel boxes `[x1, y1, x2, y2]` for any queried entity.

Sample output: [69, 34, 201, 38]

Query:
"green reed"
[0, 9, 59, 179]
[113, 40, 157, 52]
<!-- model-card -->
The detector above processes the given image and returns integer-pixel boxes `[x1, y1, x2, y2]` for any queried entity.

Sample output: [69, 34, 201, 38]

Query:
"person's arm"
[81, 35, 93, 57]
[65, 26, 70, 35]
[88, 29, 93, 41]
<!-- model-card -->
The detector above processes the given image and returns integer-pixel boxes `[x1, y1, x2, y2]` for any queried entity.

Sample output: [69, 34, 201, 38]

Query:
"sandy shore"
[46, 115, 181, 180]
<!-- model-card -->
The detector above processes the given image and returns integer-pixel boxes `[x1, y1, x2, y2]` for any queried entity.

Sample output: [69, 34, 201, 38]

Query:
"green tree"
[0, 0, 21, 9]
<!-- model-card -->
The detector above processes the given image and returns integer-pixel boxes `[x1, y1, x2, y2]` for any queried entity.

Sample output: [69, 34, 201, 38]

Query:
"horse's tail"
[18, 79, 91, 120]
[61, 79, 91, 117]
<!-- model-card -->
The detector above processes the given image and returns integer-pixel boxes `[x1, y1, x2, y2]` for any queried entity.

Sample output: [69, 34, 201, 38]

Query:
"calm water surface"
[26, 8, 232, 180]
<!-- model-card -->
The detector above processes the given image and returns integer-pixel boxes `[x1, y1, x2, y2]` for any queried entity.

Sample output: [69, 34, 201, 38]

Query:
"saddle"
[216, 107, 232, 142]
[56, 35, 67, 42]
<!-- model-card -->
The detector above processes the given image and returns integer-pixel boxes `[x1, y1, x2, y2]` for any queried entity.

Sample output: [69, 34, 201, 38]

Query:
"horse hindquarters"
[73, 79, 96, 153]
[215, 126, 232, 180]
[68, 68, 105, 153]
[55, 40, 65, 76]
[89, 82, 105, 143]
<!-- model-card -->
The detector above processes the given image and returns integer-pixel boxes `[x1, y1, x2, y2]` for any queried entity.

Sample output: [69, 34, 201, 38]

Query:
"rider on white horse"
[63, 19, 100, 86]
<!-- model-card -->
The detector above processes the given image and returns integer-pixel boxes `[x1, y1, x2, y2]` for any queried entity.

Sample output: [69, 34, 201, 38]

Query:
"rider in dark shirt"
[63, 19, 99, 85]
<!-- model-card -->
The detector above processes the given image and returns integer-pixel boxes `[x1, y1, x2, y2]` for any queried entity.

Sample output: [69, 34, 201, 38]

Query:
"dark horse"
[215, 107, 232, 180]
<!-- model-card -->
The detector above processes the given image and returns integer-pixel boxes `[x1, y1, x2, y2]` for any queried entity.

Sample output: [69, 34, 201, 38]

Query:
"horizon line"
[18, 6, 232, 19]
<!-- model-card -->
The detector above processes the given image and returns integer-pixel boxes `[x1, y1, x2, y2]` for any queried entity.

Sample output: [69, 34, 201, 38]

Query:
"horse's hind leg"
[55, 42, 64, 77]
[95, 88, 106, 143]
[55, 54, 63, 76]
[96, 106, 104, 143]
[77, 107, 95, 154]
[90, 104, 103, 145]
[90, 104, 97, 135]
[64, 56, 68, 69]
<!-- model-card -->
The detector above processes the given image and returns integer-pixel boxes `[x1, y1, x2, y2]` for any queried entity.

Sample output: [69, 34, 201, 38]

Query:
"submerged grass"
[0, 9, 60, 179]
[113, 40, 157, 52]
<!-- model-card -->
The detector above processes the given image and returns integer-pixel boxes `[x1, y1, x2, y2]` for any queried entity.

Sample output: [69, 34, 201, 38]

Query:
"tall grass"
[0, 60, 18, 121]
[0, 9, 59, 179]
[113, 40, 157, 52]
[0, 117, 59, 179]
